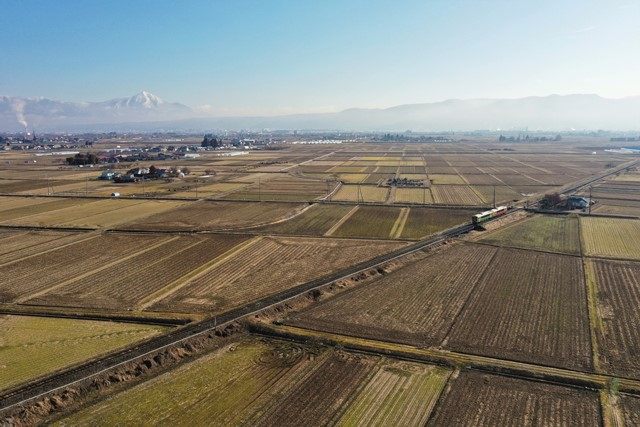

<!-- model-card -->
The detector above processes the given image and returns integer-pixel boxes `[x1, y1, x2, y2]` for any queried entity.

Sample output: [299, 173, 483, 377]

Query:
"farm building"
[567, 196, 592, 209]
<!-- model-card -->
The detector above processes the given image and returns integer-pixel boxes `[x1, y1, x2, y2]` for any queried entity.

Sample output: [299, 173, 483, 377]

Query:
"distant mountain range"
[1, 92, 638, 132]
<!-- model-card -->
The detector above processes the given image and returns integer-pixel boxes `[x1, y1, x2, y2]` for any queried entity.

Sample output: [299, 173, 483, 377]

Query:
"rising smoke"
[11, 98, 28, 129]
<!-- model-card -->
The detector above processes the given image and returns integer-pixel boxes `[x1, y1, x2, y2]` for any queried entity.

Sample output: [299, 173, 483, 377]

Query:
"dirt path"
[389, 208, 410, 239]
[324, 205, 360, 237]
[137, 237, 264, 310]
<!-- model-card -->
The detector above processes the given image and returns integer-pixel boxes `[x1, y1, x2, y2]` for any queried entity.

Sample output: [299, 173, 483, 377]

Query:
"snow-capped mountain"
[1, 92, 639, 132]
[0, 91, 192, 130]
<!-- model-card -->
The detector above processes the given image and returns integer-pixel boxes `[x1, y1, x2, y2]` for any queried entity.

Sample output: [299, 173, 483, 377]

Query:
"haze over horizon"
[1, 0, 639, 117]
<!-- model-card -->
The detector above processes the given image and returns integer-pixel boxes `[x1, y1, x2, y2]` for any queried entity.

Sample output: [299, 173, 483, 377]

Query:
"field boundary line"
[251, 323, 640, 395]
[466, 184, 487, 205]
[583, 258, 603, 373]
[0, 232, 101, 269]
[324, 205, 359, 237]
[14, 236, 181, 304]
[465, 240, 582, 258]
[389, 208, 409, 239]
[137, 236, 264, 309]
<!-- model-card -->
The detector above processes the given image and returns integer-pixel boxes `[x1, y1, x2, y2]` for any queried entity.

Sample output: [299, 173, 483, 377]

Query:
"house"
[567, 196, 592, 209]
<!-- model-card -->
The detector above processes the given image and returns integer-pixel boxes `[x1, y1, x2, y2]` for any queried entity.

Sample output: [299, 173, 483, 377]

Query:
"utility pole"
[258, 178, 261, 201]
[589, 186, 592, 215]
[195, 179, 198, 199]
[85, 175, 88, 196]
[493, 185, 496, 208]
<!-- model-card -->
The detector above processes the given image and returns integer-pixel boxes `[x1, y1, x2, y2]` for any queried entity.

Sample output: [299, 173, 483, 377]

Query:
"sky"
[0, 0, 639, 115]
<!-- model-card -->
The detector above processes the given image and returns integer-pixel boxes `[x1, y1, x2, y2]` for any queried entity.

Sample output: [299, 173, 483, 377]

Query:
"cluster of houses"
[99, 166, 188, 183]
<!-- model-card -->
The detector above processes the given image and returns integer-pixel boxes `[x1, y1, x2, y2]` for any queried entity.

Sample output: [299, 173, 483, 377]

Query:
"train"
[472, 205, 508, 225]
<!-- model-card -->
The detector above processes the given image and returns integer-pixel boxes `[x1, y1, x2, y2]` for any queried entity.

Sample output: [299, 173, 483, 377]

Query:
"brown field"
[151, 236, 403, 314]
[26, 234, 250, 310]
[399, 207, 473, 239]
[620, 395, 640, 426]
[430, 371, 601, 425]
[430, 185, 484, 205]
[428, 174, 466, 185]
[0, 233, 168, 302]
[288, 244, 497, 347]
[581, 217, 640, 260]
[331, 185, 389, 203]
[592, 198, 640, 216]
[256, 203, 354, 236]
[0, 197, 94, 222]
[446, 247, 592, 370]
[588, 259, 640, 379]
[331, 206, 402, 239]
[121, 200, 306, 231]
[222, 175, 332, 201]
[477, 214, 581, 255]
[471, 185, 522, 204]
[393, 187, 433, 204]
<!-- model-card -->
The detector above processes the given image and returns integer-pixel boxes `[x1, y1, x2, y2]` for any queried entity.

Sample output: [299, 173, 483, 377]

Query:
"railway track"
[0, 222, 474, 413]
[1, 159, 636, 414]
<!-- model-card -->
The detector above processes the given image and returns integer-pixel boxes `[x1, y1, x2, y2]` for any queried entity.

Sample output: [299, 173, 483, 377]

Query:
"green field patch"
[479, 214, 581, 255]
[332, 206, 402, 239]
[0, 315, 166, 392]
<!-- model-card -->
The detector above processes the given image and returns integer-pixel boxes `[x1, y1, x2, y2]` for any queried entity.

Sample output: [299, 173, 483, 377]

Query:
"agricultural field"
[619, 395, 640, 426]
[398, 207, 474, 240]
[288, 244, 497, 347]
[26, 234, 250, 310]
[222, 175, 333, 201]
[330, 205, 402, 239]
[256, 203, 354, 236]
[331, 184, 389, 203]
[0, 315, 166, 392]
[477, 214, 581, 255]
[393, 187, 433, 204]
[121, 200, 306, 231]
[586, 259, 640, 379]
[429, 371, 601, 425]
[592, 198, 640, 217]
[59, 339, 450, 426]
[446, 247, 592, 370]
[580, 217, 640, 260]
[430, 185, 484, 205]
[471, 184, 523, 204]
[428, 174, 467, 185]
[3, 198, 186, 228]
[0, 233, 168, 302]
[151, 236, 403, 314]
[0, 197, 94, 222]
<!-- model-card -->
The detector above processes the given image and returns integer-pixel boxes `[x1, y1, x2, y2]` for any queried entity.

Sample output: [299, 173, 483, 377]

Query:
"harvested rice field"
[256, 203, 354, 236]
[0, 315, 166, 392]
[330, 206, 402, 239]
[580, 216, 640, 260]
[26, 234, 250, 310]
[59, 339, 450, 426]
[331, 185, 389, 203]
[429, 371, 600, 426]
[151, 236, 403, 314]
[586, 259, 640, 379]
[121, 200, 306, 231]
[477, 214, 581, 255]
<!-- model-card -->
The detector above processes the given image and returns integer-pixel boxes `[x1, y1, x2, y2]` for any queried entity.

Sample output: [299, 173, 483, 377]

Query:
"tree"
[540, 193, 562, 209]
[201, 134, 220, 148]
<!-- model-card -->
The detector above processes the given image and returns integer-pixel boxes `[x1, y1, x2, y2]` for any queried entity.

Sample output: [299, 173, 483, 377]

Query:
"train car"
[472, 205, 508, 225]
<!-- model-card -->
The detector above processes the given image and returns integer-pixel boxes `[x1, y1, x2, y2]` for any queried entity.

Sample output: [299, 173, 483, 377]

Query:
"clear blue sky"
[1, 0, 638, 115]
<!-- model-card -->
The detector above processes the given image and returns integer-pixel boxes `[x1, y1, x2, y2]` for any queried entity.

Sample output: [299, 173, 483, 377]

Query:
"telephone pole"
[589, 186, 592, 215]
